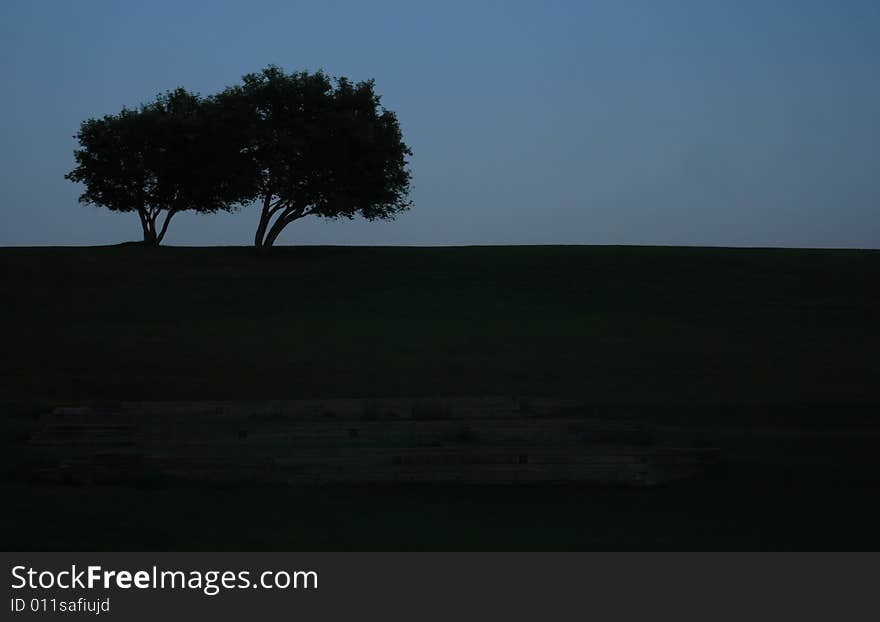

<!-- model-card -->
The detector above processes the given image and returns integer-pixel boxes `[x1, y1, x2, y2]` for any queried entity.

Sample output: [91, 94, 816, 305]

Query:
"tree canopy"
[216, 66, 413, 247]
[66, 88, 251, 245]
[65, 67, 413, 247]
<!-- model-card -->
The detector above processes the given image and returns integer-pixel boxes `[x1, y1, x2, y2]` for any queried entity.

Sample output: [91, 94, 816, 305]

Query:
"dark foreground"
[2, 245, 879, 550]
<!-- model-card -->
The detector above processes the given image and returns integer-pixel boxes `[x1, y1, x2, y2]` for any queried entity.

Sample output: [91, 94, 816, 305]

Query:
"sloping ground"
[28, 398, 718, 486]
[1, 245, 878, 405]
[2, 245, 878, 549]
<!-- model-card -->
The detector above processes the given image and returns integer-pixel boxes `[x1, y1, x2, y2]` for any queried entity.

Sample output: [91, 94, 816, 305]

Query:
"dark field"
[2, 245, 879, 550]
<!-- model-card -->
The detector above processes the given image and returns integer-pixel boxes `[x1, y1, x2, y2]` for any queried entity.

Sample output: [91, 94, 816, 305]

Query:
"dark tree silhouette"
[215, 66, 413, 248]
[65, 89, 250, 245]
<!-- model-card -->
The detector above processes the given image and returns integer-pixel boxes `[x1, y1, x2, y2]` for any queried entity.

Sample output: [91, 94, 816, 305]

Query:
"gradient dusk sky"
[1, 0, 878, 247]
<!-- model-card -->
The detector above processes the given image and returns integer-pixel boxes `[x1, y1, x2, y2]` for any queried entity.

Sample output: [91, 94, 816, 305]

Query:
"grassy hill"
[2, 244, 879, 549]
[2, 244, 878, 405]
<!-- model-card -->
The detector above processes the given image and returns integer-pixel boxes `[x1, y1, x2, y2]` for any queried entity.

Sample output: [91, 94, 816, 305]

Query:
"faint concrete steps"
[29, 398, 719, 487]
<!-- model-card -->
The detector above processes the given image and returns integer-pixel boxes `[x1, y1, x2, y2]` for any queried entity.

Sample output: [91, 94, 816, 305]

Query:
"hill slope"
[2, 244, 878, 409]
[2, 245, 879, 550]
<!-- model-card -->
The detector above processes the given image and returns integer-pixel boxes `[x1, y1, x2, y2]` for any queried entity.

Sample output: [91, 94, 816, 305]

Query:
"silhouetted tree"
[65, 89, 250, 245]
[215, 67, 413, 248]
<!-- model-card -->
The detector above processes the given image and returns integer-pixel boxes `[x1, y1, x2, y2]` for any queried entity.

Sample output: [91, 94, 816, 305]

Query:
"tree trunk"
[156, 209, 176, 245]
[262, 209, 304, 248]
[139, 210, 159, 246]
[255, 200, 308, 249]
[147, 214, 159, 246]
[262, 220, 286, 248]
[254, 195, 272, 248]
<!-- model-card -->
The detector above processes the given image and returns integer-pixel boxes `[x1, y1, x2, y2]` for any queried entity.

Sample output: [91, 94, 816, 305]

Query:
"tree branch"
[156, 208, 177, 244]
[268, 198, 288, 215]
[262, 204, 312, 247]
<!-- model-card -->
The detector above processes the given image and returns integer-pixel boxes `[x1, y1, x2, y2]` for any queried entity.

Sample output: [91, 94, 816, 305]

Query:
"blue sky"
[1, 0, 878, 247]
